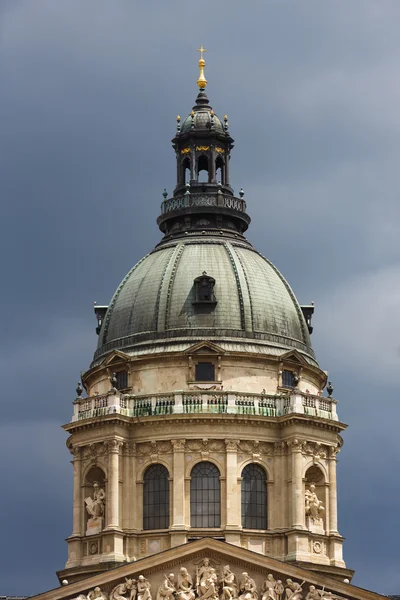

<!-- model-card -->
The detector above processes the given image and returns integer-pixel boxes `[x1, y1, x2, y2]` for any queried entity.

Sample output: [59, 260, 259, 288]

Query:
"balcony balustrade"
[72, 390, 338, 423]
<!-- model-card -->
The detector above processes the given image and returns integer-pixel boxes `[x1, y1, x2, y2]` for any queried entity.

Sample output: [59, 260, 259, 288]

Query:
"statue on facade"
[305, 483, 325, 534]
[261, 575, 277, 600]
[220, 565, 238, 600]
[110, 579, 137, 600]
[285, 580, 304, 600]
[176, 567, 196, 600]
[156, 574, 176, 600]
[85, 482, 106, 517]
[88, 588, 108, 600]
[275, 582, 284, 600]
[197, 568, 219, 600]
[239, 573, 258, 600]
[85, 481, 106, 535]
[197, 558, 215, 592]
[137, 576, 152, 600]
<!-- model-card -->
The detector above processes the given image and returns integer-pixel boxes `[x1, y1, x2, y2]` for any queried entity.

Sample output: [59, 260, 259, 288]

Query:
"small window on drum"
[282, 370, 298, 388]
[115, 371, 128, 390]
[195, 362, 215, 382]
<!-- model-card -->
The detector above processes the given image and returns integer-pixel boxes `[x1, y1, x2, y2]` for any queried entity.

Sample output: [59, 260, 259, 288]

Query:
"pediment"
[103, 351, 131, 366]
[280, 350, 308, 366]
[185, 342, 225, 355]
[33, 539, 385, 600]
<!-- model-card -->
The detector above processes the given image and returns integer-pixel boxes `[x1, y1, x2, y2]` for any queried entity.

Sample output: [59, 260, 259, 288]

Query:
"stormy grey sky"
[1, 0, 400, 595]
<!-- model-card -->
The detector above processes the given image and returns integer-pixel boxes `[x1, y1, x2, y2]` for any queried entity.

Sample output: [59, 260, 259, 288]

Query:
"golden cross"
[197, 45, 207, 60]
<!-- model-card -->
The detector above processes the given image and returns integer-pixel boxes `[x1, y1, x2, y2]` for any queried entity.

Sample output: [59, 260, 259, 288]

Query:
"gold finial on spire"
[197, 45, 207, 90]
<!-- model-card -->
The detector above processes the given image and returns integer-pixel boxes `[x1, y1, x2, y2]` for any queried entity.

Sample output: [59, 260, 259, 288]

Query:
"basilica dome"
[93, 61, 316, 368]
[94, 235, 315, 365]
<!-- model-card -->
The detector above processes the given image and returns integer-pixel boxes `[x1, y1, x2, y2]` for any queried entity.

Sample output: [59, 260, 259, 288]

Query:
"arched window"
[190, 462, 220, 527]
[143, 464, 170, 530]
[216, 155, 224, 184]
[197, 155, 209, 182]
[241, 464, 267, 529]
[181, 156, 191, 185]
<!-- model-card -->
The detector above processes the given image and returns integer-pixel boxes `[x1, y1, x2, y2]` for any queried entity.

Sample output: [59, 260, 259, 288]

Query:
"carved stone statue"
[305, 483, 325, 534]
[137, 576, 152, 600]
[74, 588, 107, 600]
[88, 588, 108, 600]
[176, 567, 195, 600]
[275, 582, 284, 600]
[110, 579, 137, 600]
[220, 565, 238, 600]
[239, 573, 258, 600]
[285, 580, 303, 600]
[156, 574, 176, 600]
[305, 587, 320, 600]
[197, 568, 219, 600]
[85, 481, 106, 535]
[262, 575, 277, 600]
[197, 558, 215, 592]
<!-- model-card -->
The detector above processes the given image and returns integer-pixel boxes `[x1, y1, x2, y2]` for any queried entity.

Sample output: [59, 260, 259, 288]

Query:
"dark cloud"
[1, 0, 400, 595]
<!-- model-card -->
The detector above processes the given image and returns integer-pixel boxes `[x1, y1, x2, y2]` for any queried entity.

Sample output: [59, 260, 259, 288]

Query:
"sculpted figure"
[85, 482, 106, 518]
[305, 587, 320, 600]
[177, 567, 195, 600]
[285, 580, 303, 600]
[239, 573, 258, 600]
[110, 578, 137, 600]
[305, 484, 324, 522]
[262, 575, 276, 600]
[220, 565, 238, 600]
[88, 588, 107, 600]
[275, 582, 284, 600]
[156, 574, 176, 600]
[198, 568, 219, 600]
[137, 576, 152, 600]
[197, 558, 215, 592]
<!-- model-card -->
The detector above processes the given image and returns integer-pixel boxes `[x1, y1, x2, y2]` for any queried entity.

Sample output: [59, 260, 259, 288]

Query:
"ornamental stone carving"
[238, 573, 258, 600]
[85, 482, 106, 536]
[225, 439, 240, 452]
[73, 587, 107, 600]
[172, 439, 186, 452]
[285, 580, 303, 600]
[176, 567, 196, 600]
[220, 565, 238, 600]
[156, 574, 176, 600]
[137, 575, 152, 600]
[305, 483, 325, 534]
[110, 578, 137, 600]
[261, 574, 279, 600]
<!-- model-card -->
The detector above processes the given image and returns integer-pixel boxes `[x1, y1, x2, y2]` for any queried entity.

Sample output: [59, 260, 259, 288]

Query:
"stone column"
[225, 440, 241, 545]
[290, 439, 304, 529]
[171, 439, 186, 543]
[328, 446, 339, 534]
[209, 150, 216, 183]
[71, 446, 82, 536]
[106, 440, 122, 530]
[225, 154, 230, 185]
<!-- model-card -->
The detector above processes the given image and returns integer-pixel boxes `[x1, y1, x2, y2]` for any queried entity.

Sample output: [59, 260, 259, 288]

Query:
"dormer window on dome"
[192, 272, 217, 306]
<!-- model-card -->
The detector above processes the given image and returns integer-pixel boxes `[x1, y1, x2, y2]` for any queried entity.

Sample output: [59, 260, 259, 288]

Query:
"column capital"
[287, 438, 306, 453]
[108, 439, 123, 454]
[225, 439, 239, 452]
[172, 439, 186, 452]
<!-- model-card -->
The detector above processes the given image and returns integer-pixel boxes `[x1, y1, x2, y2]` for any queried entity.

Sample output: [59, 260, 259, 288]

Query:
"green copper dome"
[93, 235, 315, 365]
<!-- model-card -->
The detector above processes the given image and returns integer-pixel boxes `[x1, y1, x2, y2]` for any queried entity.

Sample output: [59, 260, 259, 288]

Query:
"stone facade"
[61, 344, 345, 584]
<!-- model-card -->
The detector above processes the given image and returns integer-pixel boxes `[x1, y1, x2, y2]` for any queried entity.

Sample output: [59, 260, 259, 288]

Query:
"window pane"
[143, 464, 170, 530]
[282, 370, 295, 388]
[195, 362, 215, 381]
[241, 464, 267, 530]
[190, 462, 220, 528]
